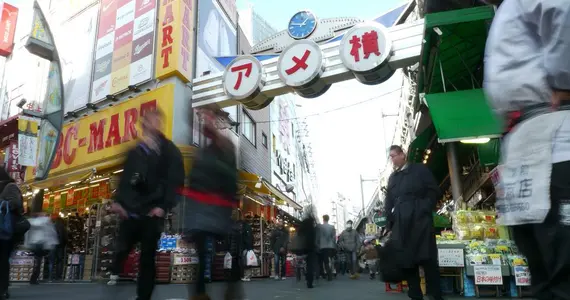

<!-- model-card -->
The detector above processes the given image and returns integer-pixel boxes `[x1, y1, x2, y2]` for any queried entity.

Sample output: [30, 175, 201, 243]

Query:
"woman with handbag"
[0, 167, 28, 299]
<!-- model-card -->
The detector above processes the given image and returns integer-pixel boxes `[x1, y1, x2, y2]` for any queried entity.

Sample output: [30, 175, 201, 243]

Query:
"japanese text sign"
[173, 254, 198, 265]
[340, 22, 392, 72]
[223, 56, 263, 100]
[0, 3, 18, 57]
[474, 265, 503, 285]
[156, 0, 194, 82]
[25, 84, 175, 181]
[277, 40, 324, 88]
[437, 248, 464, 267]
[514, 266, 530, 286]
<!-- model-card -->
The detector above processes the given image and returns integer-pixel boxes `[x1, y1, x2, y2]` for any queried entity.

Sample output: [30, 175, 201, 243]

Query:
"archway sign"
[24, 1, 65, 180]
[192, 11, 425, 110]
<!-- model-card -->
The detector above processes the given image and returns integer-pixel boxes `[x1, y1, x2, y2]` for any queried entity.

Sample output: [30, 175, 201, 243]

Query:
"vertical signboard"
[54, 4, 99, 113]
[0, 3, 18, 57]
[91, 0, 156, 102]
[6, 141, 22, 184]
[25, 1, 65, 181]
[155, 0, 194, 82]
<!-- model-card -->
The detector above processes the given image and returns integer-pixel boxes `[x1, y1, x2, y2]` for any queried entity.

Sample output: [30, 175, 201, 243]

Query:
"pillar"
[446, 142, 463, 201]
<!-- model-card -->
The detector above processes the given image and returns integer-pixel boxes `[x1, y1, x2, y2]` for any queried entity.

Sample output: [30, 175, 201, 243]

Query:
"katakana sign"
[223, 55, 264, 101]
[277, 40, 324, 88]
[340, 22, 393, 84]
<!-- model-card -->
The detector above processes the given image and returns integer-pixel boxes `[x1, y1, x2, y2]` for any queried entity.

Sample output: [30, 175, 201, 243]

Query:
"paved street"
[6, 276, 511, 300]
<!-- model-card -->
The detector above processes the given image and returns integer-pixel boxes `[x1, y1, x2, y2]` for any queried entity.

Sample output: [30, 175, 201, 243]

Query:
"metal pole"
[360, 175, 365, 217]
[446, 142, 463, 200]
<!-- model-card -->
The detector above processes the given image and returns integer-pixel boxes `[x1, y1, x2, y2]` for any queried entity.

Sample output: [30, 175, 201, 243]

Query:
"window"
[262, 132, 268, 148]
[242, 110, 256, 144]
[272, 134, 276, 153]
[223, 105, 238, 132]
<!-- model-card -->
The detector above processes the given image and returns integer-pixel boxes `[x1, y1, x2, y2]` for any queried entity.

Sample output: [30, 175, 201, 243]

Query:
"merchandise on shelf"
[453, 210, 500, 240]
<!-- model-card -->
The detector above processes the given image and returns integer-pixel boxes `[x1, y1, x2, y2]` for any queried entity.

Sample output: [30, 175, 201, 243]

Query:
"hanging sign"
[513, 266, 530, 286]
[437, 248, 465, 267]
[474, 265, 502, 285]
[223, 56, 264, 101]
[277, 40, 330, 98]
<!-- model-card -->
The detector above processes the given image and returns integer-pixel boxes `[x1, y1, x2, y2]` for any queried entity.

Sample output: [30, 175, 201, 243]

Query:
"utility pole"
[360, 175, 379, 218]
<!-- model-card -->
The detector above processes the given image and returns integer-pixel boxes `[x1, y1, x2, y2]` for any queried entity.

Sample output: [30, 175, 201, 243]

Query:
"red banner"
[0, 3, 18, 57]
[5, 141, 22, 184]
[66, 189, 75, 206]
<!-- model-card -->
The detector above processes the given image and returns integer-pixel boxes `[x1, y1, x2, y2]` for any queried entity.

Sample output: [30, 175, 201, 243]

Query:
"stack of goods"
[84, 206, 99, 255]
[212, 253, 225, 281]
[64, 254, 84, 281]
[83, 254, 94, 280]
[171, 264, 198, 284]
[9, 252, 40, 282]
[155, 252, 171, 283]
[465, 239, 525, 267]
[67, 214, 87, 252]
[454, 210, 499, 241]
[96, 210, 120, 279]
[121, 250, 140, 279]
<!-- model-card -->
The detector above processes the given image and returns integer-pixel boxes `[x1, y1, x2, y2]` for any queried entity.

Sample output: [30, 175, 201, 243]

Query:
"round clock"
[287, 11, 317, 40]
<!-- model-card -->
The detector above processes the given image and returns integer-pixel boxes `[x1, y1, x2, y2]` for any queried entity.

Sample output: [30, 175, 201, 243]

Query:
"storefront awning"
[424, 89, 502, 143]
[262, 180, 302, 210]
[416, 5, 494, 108]
[408, 125, 436, 163]
[238, 170, 271, 195]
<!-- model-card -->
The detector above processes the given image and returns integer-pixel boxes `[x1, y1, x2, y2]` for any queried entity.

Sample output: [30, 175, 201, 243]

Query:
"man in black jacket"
[108, 109, 185, 300]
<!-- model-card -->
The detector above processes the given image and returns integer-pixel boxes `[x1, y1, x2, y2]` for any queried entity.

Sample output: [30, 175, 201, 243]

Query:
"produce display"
[453, 210, 499, 240]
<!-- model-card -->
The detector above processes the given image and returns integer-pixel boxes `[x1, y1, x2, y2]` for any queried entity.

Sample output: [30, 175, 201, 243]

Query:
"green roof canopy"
[416, 6, 495, 109]
[408, 125, 435, 163]
[424, 89, 502, 143]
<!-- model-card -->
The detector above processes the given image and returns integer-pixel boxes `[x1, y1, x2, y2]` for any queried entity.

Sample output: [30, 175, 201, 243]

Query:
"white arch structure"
[191, 19, 425, 109]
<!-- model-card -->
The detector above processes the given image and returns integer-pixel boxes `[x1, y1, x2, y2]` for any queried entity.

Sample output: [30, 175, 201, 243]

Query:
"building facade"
[237, 4, 278, 46]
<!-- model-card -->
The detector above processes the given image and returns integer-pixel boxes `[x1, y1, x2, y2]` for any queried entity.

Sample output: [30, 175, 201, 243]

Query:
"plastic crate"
[463, 270, 476, 297]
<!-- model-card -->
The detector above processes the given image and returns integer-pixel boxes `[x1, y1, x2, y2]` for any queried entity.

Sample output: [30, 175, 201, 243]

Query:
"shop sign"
[26, 84, 175, 180]
[222, 56, 264, 101]
[18, 116, 40, 167]
[92, 0, 156, 101]
[513, 266, 530, 286]
[373, 211, 386, 226]
[5, 141, 23, 184]
[275, 150, 294, 182]
[0, 3, 18, 57]
[156, 0, 194, 82]
[437, 248, 464, 267]
[277, 40, 329, 98]
[474, 265, 502, 285]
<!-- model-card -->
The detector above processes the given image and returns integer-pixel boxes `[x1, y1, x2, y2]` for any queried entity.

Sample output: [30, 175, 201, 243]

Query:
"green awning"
[408, 126, 436, 163]
[416, 6, 494, 109]
[425, 89, 502, 143]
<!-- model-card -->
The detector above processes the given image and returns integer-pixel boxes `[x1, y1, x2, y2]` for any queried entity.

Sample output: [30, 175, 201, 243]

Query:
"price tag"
[438, 248, 465, 267]
[173, 254, 192, 265]
[474, 265, 503, 285]
[514, 266, 531, 286]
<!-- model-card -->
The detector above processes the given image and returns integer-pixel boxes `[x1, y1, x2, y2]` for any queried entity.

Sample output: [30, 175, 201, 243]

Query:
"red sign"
[66, 189, 75, 206]
[230, 62, 252, 90]
[5, 141, 22, 184]
[285, 50, 310, 75]
[348, 30, 381, 63]
[0, 3, 18, 57]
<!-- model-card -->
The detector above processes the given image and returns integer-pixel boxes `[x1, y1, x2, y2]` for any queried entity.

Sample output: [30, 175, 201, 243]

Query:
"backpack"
[0, 201, 13, 240]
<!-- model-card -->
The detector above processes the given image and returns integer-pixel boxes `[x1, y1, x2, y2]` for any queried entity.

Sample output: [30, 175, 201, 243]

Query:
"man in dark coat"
[384, 145, 443, 300]
[108, 109, 185, 300]
[270, 223, 289, 279]
[180, 107, 241, 300]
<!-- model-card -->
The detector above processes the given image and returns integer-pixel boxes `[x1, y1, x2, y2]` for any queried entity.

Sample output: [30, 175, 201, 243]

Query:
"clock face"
[288, 11, 317, 40]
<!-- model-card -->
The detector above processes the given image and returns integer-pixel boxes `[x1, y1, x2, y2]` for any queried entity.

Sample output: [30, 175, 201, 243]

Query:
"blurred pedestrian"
[180, 107, 242, 300]
[317, 214, 335, 281]
[338, 220, 359, 279]
[360, 239, 378, 280]
[107, 109, 185, 300]
[296, 206, 318, 288]
[49, 216, 67, 281]
[484, 1, 570, 299]
[238, 212, 254, 282]
[27, 212, 58, 285]
[383, 145, 442, 300]
[270, 223, 289, 280]
[0, 167, 27, 299]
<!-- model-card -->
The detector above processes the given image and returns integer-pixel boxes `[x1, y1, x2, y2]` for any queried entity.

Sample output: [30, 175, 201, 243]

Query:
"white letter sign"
[340, 22, 393, 85]
[223, 55, 265, 101]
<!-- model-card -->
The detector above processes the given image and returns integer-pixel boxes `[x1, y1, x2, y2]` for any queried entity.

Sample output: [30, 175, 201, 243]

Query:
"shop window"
[262, 132, 268, 148]
[242, 110, 256, 145]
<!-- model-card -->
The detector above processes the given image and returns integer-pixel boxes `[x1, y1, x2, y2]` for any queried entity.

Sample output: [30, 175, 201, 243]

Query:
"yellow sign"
[156, 0, 194, 82]
[25, 84, 175, 181]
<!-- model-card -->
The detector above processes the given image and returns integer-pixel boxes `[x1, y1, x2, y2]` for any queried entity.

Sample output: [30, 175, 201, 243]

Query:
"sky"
[236, 0, 409, 218]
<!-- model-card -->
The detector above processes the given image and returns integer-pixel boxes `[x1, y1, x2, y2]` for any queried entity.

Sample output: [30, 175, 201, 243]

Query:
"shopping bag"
[223, 252, 232, 269]
[246, 250, 258, 267]
[377, 239, 405, 283]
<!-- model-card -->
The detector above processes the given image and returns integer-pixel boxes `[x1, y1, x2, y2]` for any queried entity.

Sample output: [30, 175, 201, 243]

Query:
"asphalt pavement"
[7, 276, 510, 300]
